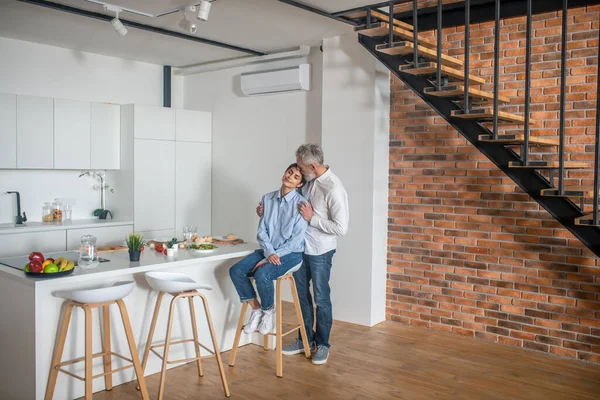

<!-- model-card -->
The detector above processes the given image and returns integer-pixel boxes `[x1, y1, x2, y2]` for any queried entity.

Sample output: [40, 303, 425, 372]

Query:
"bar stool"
[228, 262, 311, 377]
[139, 271, 230, 400]
[45, 281, 149, 400]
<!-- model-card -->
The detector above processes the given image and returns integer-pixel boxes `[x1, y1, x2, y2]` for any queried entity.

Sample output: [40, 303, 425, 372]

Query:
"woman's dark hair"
[286, 163, 306, 187]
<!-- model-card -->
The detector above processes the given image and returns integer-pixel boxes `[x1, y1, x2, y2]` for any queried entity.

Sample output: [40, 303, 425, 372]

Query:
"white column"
[321, 33, 390, 327]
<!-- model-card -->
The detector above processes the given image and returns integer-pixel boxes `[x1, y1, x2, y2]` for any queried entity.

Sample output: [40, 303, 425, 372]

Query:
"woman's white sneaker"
[243, 308, 263, 334]
[258, 308, 276, 335]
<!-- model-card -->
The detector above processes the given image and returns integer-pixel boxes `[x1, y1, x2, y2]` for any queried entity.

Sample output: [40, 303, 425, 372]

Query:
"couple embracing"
[229, 144, 349, 365]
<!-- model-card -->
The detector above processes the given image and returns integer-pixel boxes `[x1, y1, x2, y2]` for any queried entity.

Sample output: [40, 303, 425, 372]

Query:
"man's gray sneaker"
[311, 345, 329, 365]
[281, 338, 316, 355]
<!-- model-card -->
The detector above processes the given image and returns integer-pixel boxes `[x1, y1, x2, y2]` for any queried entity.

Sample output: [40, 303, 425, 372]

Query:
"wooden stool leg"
[199, 293, 231, 398]
[137, 291, 164, 390]
[188, 295, 204, 377]
[289, 276, 311, 358]
[102, 305, 113, 390]
[116, 299, 149, 400]
[275, 279, 283, 378]
[263, 331, 269, 351]
[83, 305, 93, 400]
[157, 295, 177, 400]
[228, 301, 248, 367]
[45, 302, 74, 400]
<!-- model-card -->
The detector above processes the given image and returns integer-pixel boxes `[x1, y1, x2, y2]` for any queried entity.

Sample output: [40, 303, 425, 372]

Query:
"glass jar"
[42, 202, 54, 223]
[79, 234, 98, 268]
[52, 200, 63, 222]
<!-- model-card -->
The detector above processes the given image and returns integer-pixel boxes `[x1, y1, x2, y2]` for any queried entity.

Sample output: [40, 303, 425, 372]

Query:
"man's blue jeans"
[229, 250, 303, 311]
[294, 249, 336, 348]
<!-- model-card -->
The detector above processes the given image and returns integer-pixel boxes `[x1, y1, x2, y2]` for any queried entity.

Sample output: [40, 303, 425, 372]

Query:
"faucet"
[6, 191, 27, 225]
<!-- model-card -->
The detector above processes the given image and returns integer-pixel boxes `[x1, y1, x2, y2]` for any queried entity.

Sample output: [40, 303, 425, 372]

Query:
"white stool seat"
[145, 271, 213, 293]
[283, 262, 303, 277]
[54, 281, 135, 303]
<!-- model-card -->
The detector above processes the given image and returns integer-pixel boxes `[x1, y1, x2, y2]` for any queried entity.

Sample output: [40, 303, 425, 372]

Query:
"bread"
[226, 233, 237, 240]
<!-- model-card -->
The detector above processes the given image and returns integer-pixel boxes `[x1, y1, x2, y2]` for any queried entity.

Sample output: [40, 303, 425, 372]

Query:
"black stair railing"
[558, 0, 568, 194]
[389, 2, 394, 46]
[437, 0, 442, 90]
[464, 0, 471, 114]
[493, 0, 500, 139]
[594, 25, 600, 225]
[413, 0, 419, 65]
[521, 0, 533, 164]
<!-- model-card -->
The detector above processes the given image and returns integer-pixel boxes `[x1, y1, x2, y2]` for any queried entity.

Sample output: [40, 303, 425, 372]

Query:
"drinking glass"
[183, 225, 197, 241]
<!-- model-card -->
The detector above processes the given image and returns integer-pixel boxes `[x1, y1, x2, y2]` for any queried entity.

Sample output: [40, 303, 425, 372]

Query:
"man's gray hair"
[296, 144, 324, 166]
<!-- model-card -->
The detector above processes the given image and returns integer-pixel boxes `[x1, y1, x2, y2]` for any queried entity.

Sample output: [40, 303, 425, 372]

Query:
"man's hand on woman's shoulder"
[256, 201, 264, 217]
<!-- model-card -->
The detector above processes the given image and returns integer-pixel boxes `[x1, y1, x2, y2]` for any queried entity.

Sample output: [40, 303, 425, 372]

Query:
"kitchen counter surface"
[0, 218, 134, 235]
[0, 242, 256, 287]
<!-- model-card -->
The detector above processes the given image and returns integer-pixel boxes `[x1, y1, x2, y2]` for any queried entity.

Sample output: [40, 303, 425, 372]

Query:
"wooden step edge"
[355, 22, 436, 49]
[452, 109, 537, 125]
[478, 134, 559, 146]
[401, 63, 485, 85]
[424, 85, 510, 103]
[375, 42, 463, 69]
[346, 10, 414, 31]
[540, 189, 594, 198]
[508, 161, 592, 169]
[575, 213, 600, 226]
[354, 22, 388, 36]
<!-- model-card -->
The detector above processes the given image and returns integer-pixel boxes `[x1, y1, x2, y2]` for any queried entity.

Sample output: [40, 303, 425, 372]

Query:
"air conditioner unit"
[241, 64, 311, 96]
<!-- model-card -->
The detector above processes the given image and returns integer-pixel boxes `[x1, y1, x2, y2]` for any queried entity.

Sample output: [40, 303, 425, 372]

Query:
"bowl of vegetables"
[188, 243, 218, 253]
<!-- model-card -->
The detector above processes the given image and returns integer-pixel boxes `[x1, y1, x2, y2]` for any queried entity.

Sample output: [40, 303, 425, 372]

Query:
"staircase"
[343, 3, 600, 257]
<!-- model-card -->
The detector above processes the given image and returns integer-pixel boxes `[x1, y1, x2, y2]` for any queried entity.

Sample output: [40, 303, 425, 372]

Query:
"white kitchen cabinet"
[134, 139, 175, 232]
[0, 230, 66, 258]
[91, 103, 120, 170]
[0, 93, 17, 169]
[133, 105, 175, 140]
[16, 95, 54, 169]
[54, 99, 91, 170]
[176, 109, 212, 143]
[66, 224, 133, 251]
[176, 142, 211, 237]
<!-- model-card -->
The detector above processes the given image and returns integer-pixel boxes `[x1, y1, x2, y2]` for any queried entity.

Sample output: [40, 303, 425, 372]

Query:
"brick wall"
[387, 6, 600, 363]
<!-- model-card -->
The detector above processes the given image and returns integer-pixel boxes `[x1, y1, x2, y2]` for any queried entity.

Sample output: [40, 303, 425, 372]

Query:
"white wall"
[184, 48, 323, 242]
[321, 33, 389, 327]
[0, 37, 182, 223]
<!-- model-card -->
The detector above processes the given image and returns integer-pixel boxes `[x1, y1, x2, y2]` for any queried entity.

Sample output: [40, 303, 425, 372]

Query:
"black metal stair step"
[540, 189, 595, 199]
[426, 85, 508, 103]
[575, 213, 600, 226]
[354, 21, 437, 49]
[375, 41, 463, 69]
[347, 10, 414, 31]
[508, 161, 591, 169]
[478, 134, 558, 146]
[401, 63, 485, 85]
[452, 109, 534, 124]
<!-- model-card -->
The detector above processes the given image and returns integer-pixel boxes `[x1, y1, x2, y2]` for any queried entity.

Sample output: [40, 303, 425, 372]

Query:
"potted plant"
[126, 232, 145, 262]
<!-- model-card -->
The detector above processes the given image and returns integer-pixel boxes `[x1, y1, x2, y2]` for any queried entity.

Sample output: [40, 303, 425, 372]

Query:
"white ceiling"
[300, 0, 382, 13]
[0, 0, 355, 67]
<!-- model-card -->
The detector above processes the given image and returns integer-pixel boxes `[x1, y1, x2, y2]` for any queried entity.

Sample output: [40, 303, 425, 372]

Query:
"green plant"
[126, 232, 145, 251]
[167, 237, 178, 248]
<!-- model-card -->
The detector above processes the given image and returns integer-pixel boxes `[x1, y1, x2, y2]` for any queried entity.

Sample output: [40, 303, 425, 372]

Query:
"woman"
[229, 163, 308, 335]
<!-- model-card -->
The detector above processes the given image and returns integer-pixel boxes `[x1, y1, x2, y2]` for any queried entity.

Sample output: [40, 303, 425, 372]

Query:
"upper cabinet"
[176, 109, 212, 143]
[54, 99, 91, 170]
[91, 103, 120, 170]
[17, 95, 54, 169]
[0, 93, 17, 169]
[133, 105, 175, 140]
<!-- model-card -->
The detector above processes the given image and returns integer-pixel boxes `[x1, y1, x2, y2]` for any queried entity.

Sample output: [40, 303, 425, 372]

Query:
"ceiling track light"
[197, 0, 212, 21]
[178, 11, 198, 34]
[104, 6, 128, 36]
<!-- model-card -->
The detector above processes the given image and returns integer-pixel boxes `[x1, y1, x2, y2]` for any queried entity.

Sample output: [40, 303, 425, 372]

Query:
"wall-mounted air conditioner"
[240, 64, 311, 96]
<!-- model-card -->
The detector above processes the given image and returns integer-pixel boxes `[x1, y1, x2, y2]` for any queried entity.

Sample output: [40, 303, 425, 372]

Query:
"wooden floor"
[82, 303, 600, 400]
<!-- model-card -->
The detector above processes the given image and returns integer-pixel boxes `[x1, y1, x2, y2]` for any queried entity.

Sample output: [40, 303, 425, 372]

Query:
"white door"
[176, 142, 211, 238]
[54, 99, 91, 170]
[134, 139, 175, 232]
[0, 93, 17, 169]
[175, 109, 212, 143]
[0, 230, 66, 258]
[133, 105, 175, 141]
[16, 95, 54, 169]
[91, 103, 120, 170]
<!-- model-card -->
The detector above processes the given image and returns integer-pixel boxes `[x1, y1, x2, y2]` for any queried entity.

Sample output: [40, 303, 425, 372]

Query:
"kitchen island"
[0, 242, 258, 400]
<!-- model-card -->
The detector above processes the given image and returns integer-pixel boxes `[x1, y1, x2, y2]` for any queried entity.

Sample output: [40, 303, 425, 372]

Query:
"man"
[257, 144, 349, 365]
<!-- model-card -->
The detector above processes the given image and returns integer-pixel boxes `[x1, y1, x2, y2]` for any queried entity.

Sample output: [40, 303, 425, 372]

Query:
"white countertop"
[0, 242, 257, 287]
[0, 218, 134, 235]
